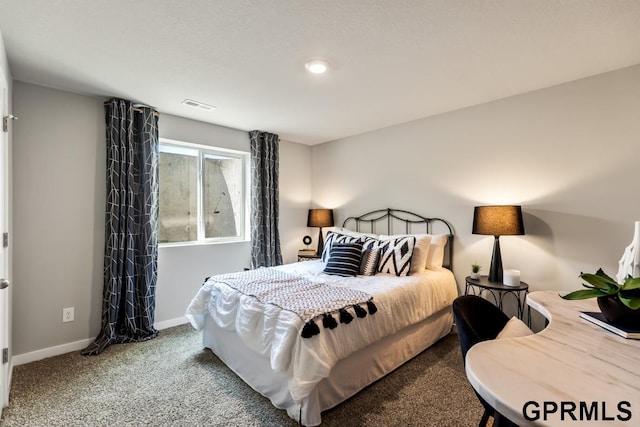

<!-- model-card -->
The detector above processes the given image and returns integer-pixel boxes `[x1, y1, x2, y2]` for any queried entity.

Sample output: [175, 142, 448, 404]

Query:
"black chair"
[452, 295, 518, 427]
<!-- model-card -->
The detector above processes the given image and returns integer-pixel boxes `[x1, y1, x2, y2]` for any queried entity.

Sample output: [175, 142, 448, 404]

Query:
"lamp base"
[316, 228, 325, 256]
[488, 236, 503, 283]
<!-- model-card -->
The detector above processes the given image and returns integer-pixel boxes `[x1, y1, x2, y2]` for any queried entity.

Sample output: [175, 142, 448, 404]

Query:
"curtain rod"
[133, 108, 159, 117]
[103, 101, 159, 116]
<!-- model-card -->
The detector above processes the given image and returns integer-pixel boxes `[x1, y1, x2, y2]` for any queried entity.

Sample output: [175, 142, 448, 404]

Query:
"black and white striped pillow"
[377, 236, 416, 276]
[323, 242, 364, 277]
[321, 232, 363, 262]
[359, 248, 381, 276]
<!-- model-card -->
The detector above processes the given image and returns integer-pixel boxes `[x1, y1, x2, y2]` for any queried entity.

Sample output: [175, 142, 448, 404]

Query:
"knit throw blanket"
[209, 268, 377, 338]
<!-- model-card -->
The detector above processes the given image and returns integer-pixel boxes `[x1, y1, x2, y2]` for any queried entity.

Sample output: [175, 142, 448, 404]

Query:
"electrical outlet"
[63, 307, 74, 323]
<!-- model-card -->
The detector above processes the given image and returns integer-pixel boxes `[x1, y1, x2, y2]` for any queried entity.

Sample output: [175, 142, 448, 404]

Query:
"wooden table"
[465, 291, 640, 426]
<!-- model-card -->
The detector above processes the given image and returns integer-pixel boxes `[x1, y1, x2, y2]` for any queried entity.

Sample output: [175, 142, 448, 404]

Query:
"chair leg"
[478, 408, 491, 427]
[494, 411, 519, 427]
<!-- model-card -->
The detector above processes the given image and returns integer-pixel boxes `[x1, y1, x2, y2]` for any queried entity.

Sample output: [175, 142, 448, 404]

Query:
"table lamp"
[307, 209, 334, 255]
[472, 205, 525, 283]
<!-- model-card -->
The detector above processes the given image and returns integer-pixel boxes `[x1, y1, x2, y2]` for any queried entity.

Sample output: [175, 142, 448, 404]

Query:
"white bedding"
[186, 261, 458, 404]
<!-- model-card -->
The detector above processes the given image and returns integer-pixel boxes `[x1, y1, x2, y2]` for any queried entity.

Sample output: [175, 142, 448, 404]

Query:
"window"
[158, 139, 249, 245]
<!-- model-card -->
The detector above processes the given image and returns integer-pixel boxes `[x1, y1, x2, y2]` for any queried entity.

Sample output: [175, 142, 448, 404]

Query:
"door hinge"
[2, 232, 7, 248]
[2, 348, 7, 364]
[2, 115, 18, 132]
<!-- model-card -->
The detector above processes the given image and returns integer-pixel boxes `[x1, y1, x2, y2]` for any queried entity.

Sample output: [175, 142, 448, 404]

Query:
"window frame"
[158, 138, 250, 247]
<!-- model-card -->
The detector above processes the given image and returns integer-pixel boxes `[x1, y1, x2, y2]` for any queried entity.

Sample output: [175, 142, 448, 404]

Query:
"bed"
[186, 208, 457, 425]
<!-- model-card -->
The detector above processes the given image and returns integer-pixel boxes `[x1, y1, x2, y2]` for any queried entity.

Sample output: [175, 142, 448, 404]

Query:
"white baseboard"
[11, 316, 189, 367]
[155, 316, 189, 330]
[12, 337, 94, 366]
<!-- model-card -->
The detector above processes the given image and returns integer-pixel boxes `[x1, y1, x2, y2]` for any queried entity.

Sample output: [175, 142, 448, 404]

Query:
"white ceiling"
[1, 1, 639, 145]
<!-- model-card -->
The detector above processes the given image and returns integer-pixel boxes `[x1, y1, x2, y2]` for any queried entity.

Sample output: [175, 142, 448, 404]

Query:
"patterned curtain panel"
[249, 130, 283, 268]
[82, 99, 159, 355]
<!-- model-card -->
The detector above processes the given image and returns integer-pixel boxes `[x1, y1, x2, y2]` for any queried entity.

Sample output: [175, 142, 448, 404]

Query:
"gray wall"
[12, 82, 105, 355]
[311, 65, 640, 300]
[11, 82, 311, 355]
[11, 63, 639, 354]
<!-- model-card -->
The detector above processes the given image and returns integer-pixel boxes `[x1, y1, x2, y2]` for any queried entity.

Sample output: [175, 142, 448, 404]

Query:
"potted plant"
[562, 268, 640, 328]
[470, 263, 481, 280]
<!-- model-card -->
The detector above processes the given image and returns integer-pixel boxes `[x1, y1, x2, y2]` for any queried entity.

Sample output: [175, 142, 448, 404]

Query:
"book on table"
[298, 249, 317, 255]
[579, 311, 640, 339]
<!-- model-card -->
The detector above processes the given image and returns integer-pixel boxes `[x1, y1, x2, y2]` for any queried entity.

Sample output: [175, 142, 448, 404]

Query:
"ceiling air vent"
[181, 99, 216, 112]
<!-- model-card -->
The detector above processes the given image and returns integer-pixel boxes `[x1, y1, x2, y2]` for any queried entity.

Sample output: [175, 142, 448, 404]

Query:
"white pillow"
[496, 316, 534, 339]
[379, 234, 432, 275]
[425, 234, 448, 270]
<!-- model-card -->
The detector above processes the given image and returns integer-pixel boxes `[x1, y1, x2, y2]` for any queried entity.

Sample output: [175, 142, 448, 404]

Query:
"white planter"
[470, 272, 480, 280]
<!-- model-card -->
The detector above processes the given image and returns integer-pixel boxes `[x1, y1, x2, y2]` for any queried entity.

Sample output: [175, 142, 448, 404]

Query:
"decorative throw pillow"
[321, 232, 338, 262]
[321, 232, 363, 262]
[324, 242, 364, 277]
[377, 236, 416, 277]
[496, 316, 534, 339]
[379, 234, 432, 275]
[334, 227, 379, 240]
[361, 236, 381, 251]
[359, 248, 381, 276]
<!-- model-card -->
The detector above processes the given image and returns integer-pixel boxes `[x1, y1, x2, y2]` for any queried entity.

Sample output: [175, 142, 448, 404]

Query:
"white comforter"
[185, 261, 457, 402]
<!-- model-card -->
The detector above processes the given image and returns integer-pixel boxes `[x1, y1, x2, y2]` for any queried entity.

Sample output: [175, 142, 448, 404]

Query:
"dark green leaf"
[618, 295, 640, 310]
[595, 268, 616, 282]
[621, 277, 640, 291]
[579, 272, 619, 291]
[561, 289, 607, 300]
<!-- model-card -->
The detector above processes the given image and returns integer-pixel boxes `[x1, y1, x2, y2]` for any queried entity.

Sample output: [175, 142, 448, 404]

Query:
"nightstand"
[298, 251, 321, 262]
[465, 275, 530, 325]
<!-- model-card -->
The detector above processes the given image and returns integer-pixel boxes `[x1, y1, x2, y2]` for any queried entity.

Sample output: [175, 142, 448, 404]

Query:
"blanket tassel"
[301, 320, 320, 338]
[367, 300, 378, 315]
[353, 304, 367, 318]
[339, 308, 353, 324]
[322, 313, 338, 329]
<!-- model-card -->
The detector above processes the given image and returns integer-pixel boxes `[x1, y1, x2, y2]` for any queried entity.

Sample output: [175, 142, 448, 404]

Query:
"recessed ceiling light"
[181, 99, 216, 111]
[305, 59, 330, 74]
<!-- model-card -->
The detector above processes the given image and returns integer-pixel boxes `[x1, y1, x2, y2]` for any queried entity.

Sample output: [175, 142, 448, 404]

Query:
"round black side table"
[464, 275, 530, 326]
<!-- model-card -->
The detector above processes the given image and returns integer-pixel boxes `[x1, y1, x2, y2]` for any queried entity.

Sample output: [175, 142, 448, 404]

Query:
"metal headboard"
[342, 208, 455, 270]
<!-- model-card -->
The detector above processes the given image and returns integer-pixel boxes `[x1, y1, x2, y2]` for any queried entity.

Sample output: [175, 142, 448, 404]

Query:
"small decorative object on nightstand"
[465, 275, 530, 325]
[298, 250, 320, 262]
[503, 269, 520, 286]
[298, 235, 319, 261]
[470, 263, 481, 280]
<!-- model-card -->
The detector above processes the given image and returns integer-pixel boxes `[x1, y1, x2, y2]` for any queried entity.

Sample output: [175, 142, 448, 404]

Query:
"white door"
[0, 76, 9, 416]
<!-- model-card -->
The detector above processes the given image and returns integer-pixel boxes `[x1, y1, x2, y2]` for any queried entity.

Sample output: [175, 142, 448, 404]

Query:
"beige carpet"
[1, 324, 483, 426]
